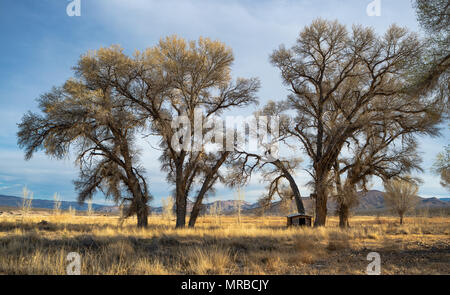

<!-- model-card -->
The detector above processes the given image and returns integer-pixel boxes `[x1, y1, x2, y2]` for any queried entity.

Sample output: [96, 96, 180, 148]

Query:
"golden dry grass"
[0, 213, 448, 274]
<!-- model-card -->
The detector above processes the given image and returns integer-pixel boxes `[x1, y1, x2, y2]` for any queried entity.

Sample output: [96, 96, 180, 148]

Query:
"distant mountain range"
[0, 194, 116, 213]
[151, 199, 260, 215]
[0, 190, 449, 215]
[244, 190, 450, 216]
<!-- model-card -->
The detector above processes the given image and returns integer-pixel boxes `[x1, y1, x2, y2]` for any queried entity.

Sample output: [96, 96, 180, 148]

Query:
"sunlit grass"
[0, 213, 448, 274]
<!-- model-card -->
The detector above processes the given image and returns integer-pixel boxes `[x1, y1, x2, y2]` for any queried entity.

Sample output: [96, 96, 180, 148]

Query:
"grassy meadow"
[0, 211, 449, 275]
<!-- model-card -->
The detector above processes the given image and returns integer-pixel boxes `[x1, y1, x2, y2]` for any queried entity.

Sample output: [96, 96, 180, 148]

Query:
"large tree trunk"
[123, 164, 149, 228]
[175, 184, 187, 228]
[399, 213, 404, 225]
[189, 179, 212, 228]
[334, 163, 348, 228]
[188, 204, 202, 228]
[284, 169, 305, 215]
[136, 199, 148, 228]
[314, 194, 327, 226]
[338, 203, 349, 228]
[314, 177, 328, 227]
[274, 160, 305, 215]
[175, 163, 187, 228]
[314, 115, 327, 227]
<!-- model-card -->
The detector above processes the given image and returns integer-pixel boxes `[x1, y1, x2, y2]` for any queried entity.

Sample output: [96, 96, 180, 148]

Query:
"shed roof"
[287, 213, 312, 218]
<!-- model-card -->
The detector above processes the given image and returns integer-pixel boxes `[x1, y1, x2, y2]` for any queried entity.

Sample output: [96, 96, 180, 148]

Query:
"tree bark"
[189, 175, 215, 227]
[175, 186, 187, 228]
[189, 152, 229, 228]
[273, 160, 305, 215]
[314, 176, 328, 226]
[338, 203, 349, 228]
[122, 161, 149, 228]
[335, 163, 349, 228]
[175, 163, 187, 228]
[136, 197, 148, 228]
[283, 169, 305, 215]
[314, 110, 327, 226]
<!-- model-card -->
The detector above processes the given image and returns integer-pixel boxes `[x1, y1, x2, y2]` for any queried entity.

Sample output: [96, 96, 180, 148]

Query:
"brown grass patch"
[0, 214, 448, 274]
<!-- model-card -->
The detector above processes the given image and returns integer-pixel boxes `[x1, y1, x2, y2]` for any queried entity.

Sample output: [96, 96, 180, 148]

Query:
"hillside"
[151, 199, 259, 215]
[1, 190, 448, 216]
[241, 190, 450, 216]
[0, 194, 117, 213]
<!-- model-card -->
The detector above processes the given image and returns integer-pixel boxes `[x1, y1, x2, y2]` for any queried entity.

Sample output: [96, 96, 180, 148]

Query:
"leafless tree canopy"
[414, 0, 450, 34]
[332, 123, 423, 227]
[271, 19, 442, 226]
[16, 7, 448, 230]
[226, 100, 306, 214]
[72, 37, 260, 228]
[410, 0, 449, 114]
[433, 145, 450, 191]
[17, 75, 151, 227]
[383, 178, 420, 224]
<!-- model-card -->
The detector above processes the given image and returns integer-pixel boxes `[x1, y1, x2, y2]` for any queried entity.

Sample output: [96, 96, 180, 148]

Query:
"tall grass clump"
[20, 186, 33, 216]
[87, 199, 94, 216]
[161, 195, 175, 224]
[184, 246, 235, 274]
[53, 193, 62, 215]
[68, 206, 76, 216]
[236, 188, 244, 225]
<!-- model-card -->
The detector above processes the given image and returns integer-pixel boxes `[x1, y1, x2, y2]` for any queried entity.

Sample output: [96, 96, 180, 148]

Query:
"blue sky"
[0, 0, 448, 206]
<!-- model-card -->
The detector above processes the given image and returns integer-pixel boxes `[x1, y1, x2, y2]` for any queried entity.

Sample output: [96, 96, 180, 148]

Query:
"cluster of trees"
[18, 37, 259, 228]
[17, 0, 448, 228]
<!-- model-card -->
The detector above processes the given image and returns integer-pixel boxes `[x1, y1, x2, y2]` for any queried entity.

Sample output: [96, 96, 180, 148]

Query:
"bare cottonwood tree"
[271, 19, 440, 226]
[75, 38, 259, 228]
[410, 0, 449, 114]
[415, 0, 450, 33]
[433, 144, 450, 191]
[383, 178, 420, 225]
[332, 123, 422, 227]
[229, 152, 305, 214]
[414, 0, 450, 192]
[148, 37, 259, 228]
[17, 72, 151, 227]
[227, 101, 306, 214]
[331, 1, 450, 227]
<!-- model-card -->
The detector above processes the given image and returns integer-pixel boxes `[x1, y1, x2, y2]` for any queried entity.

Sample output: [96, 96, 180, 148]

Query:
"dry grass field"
[0, 212, 449, 275]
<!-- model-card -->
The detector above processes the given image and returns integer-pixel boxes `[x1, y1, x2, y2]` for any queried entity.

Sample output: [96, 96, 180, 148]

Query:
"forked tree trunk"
[124, 166, 149, 228]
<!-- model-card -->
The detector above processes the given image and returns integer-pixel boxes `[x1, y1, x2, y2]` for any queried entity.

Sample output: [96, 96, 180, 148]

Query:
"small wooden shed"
[287, 213, 312, 227]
